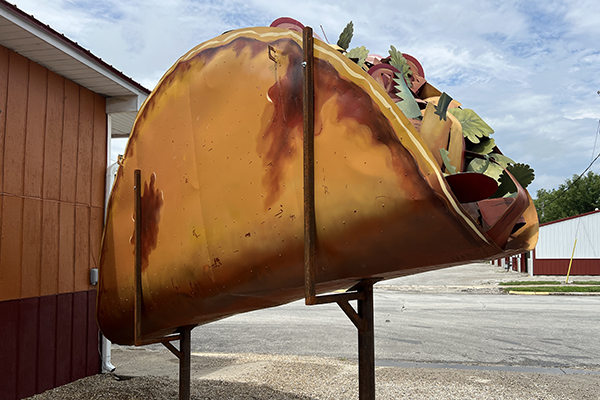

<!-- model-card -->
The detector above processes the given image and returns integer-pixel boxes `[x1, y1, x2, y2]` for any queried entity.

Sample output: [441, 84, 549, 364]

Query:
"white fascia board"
[0, 6, 148, 98]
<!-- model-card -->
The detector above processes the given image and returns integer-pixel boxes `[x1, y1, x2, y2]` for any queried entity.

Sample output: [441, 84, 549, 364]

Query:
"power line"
[541, 95, 600, 208]
[593, 118, 600, 162]
[541, 151, 600, 207]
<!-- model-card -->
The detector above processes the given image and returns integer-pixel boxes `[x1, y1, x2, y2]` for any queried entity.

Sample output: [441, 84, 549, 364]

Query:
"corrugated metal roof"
[0, 0, 151, 138]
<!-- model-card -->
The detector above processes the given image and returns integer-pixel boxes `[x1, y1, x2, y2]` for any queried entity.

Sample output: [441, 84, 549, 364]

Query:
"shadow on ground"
[29, 374, 314, 400]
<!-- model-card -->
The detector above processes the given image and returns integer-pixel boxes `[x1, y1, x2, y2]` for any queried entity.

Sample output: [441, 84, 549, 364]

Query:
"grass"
[500, 280, 600, 286]
[503, 286, 600, 293]
[499, 281, 560, 286]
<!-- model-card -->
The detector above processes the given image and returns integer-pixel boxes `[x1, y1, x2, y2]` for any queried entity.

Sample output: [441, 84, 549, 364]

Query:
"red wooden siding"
[21, 198, 43, 297]
[17, 297, 39, 397]
[24, 62, 47, 198]
[55, 292, 73, 387]
[42, 71, 64, 201]
[41, 201, 60, 296]
[0, 45, 107, 302]
[57, 203, 75, 294]
[87, 289, 100, 375]
[0, 290, 100, 399]
[37, 294, 57, 393]
[60, 79, 79, 204]
[0, 43, 106, 399]
[3, 50, 27, 196]
[0, 298, 18, 398]
[0, 195, 23, 300]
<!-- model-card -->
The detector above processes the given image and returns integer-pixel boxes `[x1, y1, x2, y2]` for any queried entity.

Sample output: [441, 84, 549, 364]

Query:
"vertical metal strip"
[357, 283, 376, 400]
[134, 169, 142, 345]
[179, 327, 192, 400]
[303, 26, 316, 305]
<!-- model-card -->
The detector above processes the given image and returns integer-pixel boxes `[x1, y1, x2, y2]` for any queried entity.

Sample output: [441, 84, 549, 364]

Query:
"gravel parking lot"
[27, 264, 600, 399]
[29, 350, 600, 399]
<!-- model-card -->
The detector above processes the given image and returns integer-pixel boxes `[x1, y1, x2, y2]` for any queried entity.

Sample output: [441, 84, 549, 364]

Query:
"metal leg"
[302, 25, 317, 305]
[357, 283, 375, 400]
[158, 326, 193, 400]
[179, 327, 191, 400]
[313, 280, 377, 399]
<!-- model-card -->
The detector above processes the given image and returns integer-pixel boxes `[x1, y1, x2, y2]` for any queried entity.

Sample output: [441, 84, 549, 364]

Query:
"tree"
[534, 171, 600, 224]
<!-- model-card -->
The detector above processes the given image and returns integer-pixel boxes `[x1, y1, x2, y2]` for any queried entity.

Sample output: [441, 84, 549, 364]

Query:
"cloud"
[10, 0, 600, 195]
[564, 0, 600, 36]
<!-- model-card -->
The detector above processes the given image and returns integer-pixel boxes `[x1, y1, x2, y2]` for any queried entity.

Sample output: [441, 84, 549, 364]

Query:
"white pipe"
[100, 114, 117, 374]
[101, 334, 116, 372]
[106, 113, 112, 168]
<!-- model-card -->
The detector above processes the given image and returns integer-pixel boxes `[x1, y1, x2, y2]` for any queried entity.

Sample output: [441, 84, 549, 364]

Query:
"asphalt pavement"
[107, 263, 600, 399]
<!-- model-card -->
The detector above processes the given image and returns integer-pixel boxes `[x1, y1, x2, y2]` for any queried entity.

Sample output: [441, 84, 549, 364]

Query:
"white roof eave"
[0, 2, 150, 101]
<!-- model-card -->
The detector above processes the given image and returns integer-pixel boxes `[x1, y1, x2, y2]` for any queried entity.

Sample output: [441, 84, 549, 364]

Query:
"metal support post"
[156, 326, 193, 400]
[301, 25, 377, 399]
[357, 283, 375, 400]
[302, 25, 316, 305]
[179, 327, 192, 400]
[311, 280, 378, 399]
[134, 169, 143, 346]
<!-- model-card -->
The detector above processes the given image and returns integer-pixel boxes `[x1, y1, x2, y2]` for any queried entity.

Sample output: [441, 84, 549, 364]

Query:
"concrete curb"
[377, 286, 600, 296]
[507, 290, 600, 296]
[508, 291, 550, 295]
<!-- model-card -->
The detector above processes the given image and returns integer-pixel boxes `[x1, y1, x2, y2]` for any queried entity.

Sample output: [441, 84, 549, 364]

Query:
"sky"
[10, 0, 600, 195]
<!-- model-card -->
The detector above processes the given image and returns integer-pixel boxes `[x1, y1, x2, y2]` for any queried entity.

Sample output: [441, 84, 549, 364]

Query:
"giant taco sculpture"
[97, 19, 539, 345]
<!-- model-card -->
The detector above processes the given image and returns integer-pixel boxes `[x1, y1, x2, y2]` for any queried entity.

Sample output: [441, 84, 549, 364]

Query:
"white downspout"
[101, 334, 115, 373]
[100, 114, 116, 373]
[100, 93, 146, 373]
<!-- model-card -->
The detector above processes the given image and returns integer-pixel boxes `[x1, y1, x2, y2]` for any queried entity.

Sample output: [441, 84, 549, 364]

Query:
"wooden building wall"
[0, 44, 106, 399]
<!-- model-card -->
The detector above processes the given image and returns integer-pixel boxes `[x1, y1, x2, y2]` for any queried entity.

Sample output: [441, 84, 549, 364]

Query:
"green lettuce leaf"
[337, 22, 354, 50]
[466, 152, 515, 182]
[448, 108, 494, 144]
[471, 137, 496, 154]
[434, 92, 452, 121]
[488, 153, 515, 167]
[346, 46, 369, 68]
[393, 76, 422, 119]
[388, 45, 413, 88]
[491, 163, 535, 198]
[466, 157, 490, 174]
[440, 149, 457, 174]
